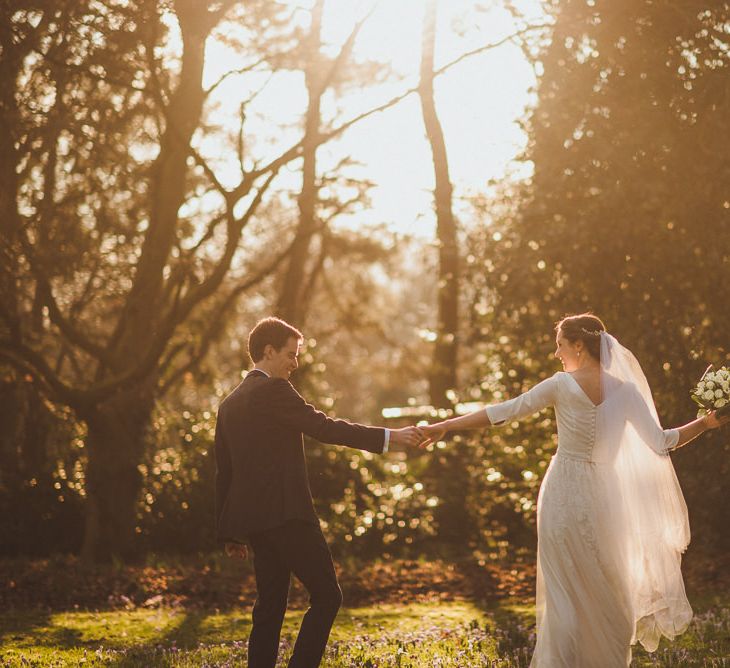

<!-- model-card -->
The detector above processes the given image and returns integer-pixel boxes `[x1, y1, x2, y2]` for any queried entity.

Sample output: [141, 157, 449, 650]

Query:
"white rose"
[715, 389, 724, 398]
[706, 380, 716, 389]
[697, 381, 706, 393]
[722, 382, 730, 393]
[703, 390, 715, 401]
[715, 398, 728, 408]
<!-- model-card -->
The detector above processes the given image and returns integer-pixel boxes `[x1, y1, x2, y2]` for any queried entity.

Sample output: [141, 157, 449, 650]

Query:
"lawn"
[2, 554, 729, 666]
[1, 598, 729, 667]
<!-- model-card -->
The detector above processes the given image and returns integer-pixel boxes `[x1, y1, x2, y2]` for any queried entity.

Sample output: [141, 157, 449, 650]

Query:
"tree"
[490, 0, 730, 549]
[0, 0, 323, 562]
[274, 1, 388, 327]
[418, 0, 460, 409]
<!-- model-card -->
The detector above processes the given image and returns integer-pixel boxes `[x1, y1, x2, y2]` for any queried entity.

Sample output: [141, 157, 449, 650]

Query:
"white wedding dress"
[485, 334, 693, 667]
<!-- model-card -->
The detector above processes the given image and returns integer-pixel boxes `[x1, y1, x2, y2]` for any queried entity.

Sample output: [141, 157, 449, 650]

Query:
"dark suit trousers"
[247, 520, 343, 668]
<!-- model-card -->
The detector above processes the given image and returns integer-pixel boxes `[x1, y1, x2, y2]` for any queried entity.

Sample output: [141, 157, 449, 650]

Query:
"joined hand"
[389, 426, 427, 449]
[418, 424, 447, 448]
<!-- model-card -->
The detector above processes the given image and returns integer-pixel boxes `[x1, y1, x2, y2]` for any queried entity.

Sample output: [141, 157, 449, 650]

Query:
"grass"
[1, 598, 729, 667]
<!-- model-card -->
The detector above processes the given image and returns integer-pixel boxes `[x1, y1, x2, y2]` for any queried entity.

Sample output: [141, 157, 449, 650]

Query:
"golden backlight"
[179, 0, 547, 235]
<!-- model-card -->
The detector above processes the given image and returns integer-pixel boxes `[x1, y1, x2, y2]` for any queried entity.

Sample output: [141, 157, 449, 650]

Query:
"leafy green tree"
[0, 0, 438, 562]
[485, 0, 730, 550]
[0, 0, 332, 562]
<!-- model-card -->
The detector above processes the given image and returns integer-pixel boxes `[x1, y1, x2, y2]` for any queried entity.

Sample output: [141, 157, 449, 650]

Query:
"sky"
[189, 0, 547, 238]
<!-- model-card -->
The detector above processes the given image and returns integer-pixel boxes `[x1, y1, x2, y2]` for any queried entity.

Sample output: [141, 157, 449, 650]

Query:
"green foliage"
[422, 427, 553, 557]
[135, 409, 218, 554]
[3, 0, 728, 566]
[467, 0, 730, 552]
[0, 374, 86, 556]
[311, 446, 440, 558]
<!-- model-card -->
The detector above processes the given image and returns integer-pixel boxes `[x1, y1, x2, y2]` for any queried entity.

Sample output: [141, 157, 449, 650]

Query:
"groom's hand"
[225, 542, 248, 560]
[418, 424, 447, 448]
[389, 426, 425, 449]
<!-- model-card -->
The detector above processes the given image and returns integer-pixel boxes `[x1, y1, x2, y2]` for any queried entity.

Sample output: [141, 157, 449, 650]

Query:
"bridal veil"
[600, 332, 692, 651]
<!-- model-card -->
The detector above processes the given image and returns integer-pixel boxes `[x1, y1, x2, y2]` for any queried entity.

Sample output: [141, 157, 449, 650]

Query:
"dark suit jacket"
[214, 370, 385, 542]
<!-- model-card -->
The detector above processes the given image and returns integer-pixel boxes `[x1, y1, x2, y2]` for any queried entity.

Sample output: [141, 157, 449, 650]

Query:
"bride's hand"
[705, 409, 730, 430]
[419, 424, 447, 448]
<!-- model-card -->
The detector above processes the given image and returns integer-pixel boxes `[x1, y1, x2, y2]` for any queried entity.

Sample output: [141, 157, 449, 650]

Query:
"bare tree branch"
[54, 341, 87, 385]
[5, 10, 551, 412]
[321, 192, 368, 221]
[318, 22, 550, 146]
[236, 72, 274, 173]
[204, 54, 270, 100]
[189, 211, 229, 255]
[313, 1, 380, 98]
[173, 168, 281, 323]
[19, 236, 109, 362]
[187, 143, 229, 198]
[319, 268, 388, 349]
[158, 235, 297, 396]
[231, 141, 303, 204]
[433, 22, 550, 76]
[296, 229, 329, 319]
[0, 343, 86, 409]
[237, 103, 248, 176]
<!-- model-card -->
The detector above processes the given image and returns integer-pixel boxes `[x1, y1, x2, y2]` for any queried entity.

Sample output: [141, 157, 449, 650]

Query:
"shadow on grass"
[1, 609, 141, 654]
[104, 607, 253, 666]
[1, 607, 238, 653]
[102, 610, 211, 667]
[0, 610, 56, 649]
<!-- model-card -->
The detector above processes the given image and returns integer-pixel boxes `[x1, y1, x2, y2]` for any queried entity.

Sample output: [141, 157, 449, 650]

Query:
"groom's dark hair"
[248, 317, 303, 363]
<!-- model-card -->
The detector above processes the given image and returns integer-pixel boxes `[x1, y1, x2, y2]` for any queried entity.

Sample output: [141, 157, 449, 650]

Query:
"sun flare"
[195, 0, 547, 235]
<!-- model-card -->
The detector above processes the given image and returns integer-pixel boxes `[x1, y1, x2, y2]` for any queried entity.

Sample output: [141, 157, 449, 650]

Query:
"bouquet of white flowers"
[691, 365, 730, 418]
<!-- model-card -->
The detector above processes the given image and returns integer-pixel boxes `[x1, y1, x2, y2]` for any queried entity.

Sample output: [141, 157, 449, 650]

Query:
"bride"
[421, 313, 728, 667]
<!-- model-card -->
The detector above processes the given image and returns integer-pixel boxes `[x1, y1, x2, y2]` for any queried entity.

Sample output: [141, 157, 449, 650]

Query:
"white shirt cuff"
[485, 405, 507, 426]
[383, 429, 390, 453]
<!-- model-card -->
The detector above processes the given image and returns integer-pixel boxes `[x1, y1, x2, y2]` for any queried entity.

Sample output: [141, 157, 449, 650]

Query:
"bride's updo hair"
[556, 313, 606, 361]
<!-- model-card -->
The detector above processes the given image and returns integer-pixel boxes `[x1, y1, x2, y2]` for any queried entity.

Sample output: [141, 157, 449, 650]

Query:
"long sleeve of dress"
[626, 383, 680, 453]
[485, 374, 559, 426]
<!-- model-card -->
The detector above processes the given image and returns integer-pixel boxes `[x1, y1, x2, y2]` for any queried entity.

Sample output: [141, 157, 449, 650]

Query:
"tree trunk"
[79, 385, 155, 564]
[80, 3, 209, 562]
[110, 5, 209, 357]
[275, 0, 325, 325]
[419, 0, 459, 409]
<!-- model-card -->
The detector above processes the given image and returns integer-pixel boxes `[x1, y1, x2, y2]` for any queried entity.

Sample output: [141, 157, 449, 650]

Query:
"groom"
[215, 317, 422, 668]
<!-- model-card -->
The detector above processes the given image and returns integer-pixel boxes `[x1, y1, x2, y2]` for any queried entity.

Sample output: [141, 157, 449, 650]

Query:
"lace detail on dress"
[543, 457, 600, 561]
